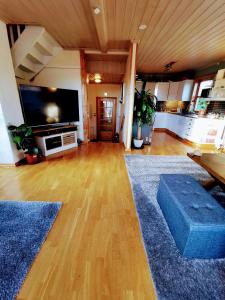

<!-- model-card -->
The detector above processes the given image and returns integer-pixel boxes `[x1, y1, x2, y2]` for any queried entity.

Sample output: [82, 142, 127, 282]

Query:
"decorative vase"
[25, 153, 39, 164]
[133, 138, 144, 148]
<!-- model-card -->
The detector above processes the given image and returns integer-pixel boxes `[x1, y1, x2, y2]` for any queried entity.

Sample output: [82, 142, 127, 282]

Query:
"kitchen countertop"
[157, 111, 225, 120]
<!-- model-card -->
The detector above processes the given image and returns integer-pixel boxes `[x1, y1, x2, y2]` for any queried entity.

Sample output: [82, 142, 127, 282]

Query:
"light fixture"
[94, 73, 101, 83]
[93, 7, 101, 15]
[139, 24, 147, 30]
[104, 92, 108, 96]
[164, 61, 176, 72]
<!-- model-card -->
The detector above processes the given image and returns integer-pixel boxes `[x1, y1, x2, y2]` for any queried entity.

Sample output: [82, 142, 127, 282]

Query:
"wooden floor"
[0, 133, 198, 300]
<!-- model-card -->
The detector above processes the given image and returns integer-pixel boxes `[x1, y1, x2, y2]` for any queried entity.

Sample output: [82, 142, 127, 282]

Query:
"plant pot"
[198, 110, 206, 116]
[133, 138, 144, 148]
[25, 153, 39, 165]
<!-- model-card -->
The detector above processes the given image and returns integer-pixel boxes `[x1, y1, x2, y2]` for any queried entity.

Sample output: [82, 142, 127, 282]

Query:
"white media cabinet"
[34, 127, 78, 156]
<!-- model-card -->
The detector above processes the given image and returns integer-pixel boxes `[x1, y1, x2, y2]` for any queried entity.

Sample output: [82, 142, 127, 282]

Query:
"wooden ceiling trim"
[86, 54, 128, 62]
[86, 60, 126, 75]
[138, 0, 224, 66]
[88, 73, 123, 84]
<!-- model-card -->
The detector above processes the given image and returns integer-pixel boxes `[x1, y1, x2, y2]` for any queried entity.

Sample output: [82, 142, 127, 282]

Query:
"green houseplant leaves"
[8, 124, 40, 154]
[133, 88, 157, 139]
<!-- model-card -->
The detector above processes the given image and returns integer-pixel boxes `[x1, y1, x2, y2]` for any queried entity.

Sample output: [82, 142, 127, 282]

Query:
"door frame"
[96, 97, 117, 141]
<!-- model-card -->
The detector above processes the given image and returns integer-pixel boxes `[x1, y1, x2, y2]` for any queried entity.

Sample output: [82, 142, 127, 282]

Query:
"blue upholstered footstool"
[157, 174, 225, 259]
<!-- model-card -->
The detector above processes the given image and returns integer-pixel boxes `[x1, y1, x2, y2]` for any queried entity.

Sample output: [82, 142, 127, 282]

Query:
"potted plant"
[133, 88, 157, 148]
[8, 124, 41, 164]
[196, 98, 209, 116]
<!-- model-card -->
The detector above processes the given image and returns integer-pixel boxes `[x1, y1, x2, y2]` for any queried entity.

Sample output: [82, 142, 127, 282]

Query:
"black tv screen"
[19, 84, 79, 126]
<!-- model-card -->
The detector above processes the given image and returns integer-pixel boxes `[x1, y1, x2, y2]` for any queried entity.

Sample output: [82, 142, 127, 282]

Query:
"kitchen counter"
[163, 112, 225, 120]
[154, 112, 225, 148]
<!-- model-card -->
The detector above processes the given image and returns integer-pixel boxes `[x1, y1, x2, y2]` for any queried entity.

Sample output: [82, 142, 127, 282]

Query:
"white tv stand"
[34, 126, 78, 156]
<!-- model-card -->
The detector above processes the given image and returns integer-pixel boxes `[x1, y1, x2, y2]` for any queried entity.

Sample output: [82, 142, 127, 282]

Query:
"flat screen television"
[19, 84, 79, 126]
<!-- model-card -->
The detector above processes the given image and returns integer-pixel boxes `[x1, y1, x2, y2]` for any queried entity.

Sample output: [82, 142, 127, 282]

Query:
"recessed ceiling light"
[139, 24, 147, 30]
[93, 7, 101, 15]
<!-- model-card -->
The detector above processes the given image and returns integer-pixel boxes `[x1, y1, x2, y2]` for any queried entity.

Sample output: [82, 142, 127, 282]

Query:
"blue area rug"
[125, 155, 225, 300]
[0, 200, 62, 300]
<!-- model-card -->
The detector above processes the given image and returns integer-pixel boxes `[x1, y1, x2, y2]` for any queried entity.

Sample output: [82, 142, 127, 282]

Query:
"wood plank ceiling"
[1, 0, 225, 74]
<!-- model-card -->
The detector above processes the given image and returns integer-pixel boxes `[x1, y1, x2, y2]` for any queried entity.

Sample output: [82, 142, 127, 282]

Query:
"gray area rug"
[0, 200, 62, 300]
[125, 155, 225, 300]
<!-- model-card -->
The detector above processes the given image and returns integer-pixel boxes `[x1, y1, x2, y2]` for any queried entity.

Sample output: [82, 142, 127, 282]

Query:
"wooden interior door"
[96, 97, 117, 141]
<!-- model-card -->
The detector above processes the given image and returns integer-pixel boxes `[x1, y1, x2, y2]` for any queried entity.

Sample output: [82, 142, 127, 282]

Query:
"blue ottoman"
[157, 174, 225, 259]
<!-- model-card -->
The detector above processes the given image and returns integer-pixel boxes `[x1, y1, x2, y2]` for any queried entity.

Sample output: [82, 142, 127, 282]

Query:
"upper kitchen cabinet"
[155, 82, 169, 101]
[211, 68, 225, 100]
[168, 81, 179, 100]
[177, 80, 194, 101]
[145, 82, 156, 94]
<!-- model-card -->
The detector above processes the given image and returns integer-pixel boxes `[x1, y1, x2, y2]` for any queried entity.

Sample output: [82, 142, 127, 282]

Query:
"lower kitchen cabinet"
[153, 112, 224, 147]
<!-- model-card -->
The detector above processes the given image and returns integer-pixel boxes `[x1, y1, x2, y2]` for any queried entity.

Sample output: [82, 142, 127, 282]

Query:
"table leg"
[203, 179, 218, 190]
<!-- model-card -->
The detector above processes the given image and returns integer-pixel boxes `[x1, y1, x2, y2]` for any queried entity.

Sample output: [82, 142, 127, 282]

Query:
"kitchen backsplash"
[156, 100, 225, 115]
[207, 101, 225, 114]
[156, 100, 189, 112]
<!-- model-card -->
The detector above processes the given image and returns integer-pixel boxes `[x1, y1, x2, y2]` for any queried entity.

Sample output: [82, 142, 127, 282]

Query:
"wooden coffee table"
[187, 153, 225, 189]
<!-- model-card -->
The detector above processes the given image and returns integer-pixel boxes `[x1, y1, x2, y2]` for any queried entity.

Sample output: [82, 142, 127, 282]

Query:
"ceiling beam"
[89, 0, 108, 52]
[84, 49, 129, 55]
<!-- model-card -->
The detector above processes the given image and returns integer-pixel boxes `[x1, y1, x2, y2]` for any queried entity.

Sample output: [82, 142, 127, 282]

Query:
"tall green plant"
[133, 88, 157, 139]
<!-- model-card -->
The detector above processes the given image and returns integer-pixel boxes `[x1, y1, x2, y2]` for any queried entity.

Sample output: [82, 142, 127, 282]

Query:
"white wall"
[18, 50, 84, 140]
[0, 98, 15, 164]
[0, 21, 24, 164]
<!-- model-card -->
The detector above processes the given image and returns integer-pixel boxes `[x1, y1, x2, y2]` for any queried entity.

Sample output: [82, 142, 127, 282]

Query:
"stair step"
[15, 68, 28, 79]
[21, 56, 42, 73]
[35, 40, 54, 56]
[27, 48, 47, 65]
[17, 64, 35, 74]
[11, 25, 62, 81]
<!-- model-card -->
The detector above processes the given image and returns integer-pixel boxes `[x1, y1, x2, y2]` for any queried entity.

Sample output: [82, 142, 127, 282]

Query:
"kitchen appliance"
[201, 88, 211, 98]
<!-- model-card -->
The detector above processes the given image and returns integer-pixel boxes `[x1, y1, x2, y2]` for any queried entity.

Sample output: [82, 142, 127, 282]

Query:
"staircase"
[8, 25, 62, 81]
